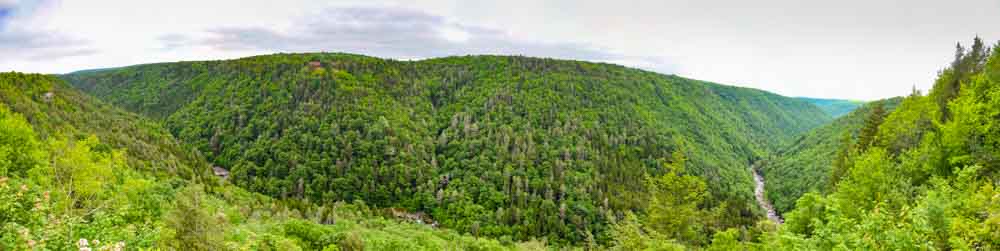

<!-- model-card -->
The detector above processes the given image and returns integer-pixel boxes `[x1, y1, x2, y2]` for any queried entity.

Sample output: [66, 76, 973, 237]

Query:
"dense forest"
[64, 55, 831, 245]
[746, 37, 999, 249]
[3, 36, 998, 250]
[0, 73, 550, 250]
[762, 98, 901, 213]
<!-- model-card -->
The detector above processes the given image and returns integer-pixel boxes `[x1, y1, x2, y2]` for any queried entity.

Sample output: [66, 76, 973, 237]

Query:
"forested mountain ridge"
[63, 53, 832, 244]
[6, 36, 998, 250]
[796, 97, 864, 118]
[763, 97, 902, 213]
[1, 72, 543, 250]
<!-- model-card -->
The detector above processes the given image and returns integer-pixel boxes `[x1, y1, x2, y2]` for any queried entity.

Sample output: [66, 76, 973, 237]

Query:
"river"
[752, 165, 783, 224]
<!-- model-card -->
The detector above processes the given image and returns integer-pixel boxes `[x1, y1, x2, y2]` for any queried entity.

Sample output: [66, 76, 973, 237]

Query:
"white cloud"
[161, 6, 678, 72]
[0, 30, 96, 60]
[0, 0, 96, 62]
[437, 26, 470, 43]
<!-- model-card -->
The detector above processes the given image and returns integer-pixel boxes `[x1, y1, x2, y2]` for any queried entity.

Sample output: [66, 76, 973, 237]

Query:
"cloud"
[157, 33, 193, 50]
[0, 0, 96, 62]
[0, 30, 96, 60]
[162, 6, 677, 73]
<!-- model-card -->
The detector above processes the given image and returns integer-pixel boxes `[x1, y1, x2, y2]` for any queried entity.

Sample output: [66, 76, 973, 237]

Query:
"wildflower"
[77, 238, 89, 248]
[16, 184, 27, 197]
[27, 239, 36, 248]
[92, 239, 100, 246]
[112, 242, 125, 251]
[43, 191, 50, 201]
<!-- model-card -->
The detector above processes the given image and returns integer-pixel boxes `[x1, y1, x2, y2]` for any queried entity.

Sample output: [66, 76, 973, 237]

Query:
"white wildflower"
[112, 241, 125, 251]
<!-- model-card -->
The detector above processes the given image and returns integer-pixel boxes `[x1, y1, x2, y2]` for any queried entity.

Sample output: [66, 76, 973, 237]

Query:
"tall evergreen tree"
[828, 132, 853, 190]
[936, 37, 991, 122]
[856, 102, 886, 151]
[163, 185, 224, 250]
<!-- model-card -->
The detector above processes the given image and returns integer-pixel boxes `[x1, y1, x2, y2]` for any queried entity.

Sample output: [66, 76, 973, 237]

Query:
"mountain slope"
[63, 53, 832, 242]
[763, 38, 1000, 250]
[0, 72, 207, 177]
[762, 98, 902, 212]
[797, 97, 864, 118]
[0, 72, 535, 250]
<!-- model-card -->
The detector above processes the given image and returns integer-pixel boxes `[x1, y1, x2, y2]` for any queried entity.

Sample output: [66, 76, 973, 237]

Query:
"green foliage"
[0, 105, 44, 177]
[763, 98, 902, 212]
[932, 37, 992, 122]
[64, 53, 832, 243]
[6, 37, 994, 249]
[339, 232, 364, 251]
[752, 38, 1000, 250]
[603, 151, 732, 248]
[643, 152, 709, 245]
[608, 212, 685, 251]
[53, 136, 123, 203]
[0, 176, 59, 250]
[1, 72, 549, 250]
[831, 148, 911, 219]
[856, 102, 887, 151]
[877, 91, 937, 156]
[827, 132, 853, 190]
[162, 184, 225, 250]
[782, 192, 825, 236]
[705, 228, 744, 251]
[0, 72, 207, 179]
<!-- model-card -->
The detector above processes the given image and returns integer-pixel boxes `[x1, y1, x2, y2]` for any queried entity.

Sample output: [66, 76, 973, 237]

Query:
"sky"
[1, 0, 998, 100]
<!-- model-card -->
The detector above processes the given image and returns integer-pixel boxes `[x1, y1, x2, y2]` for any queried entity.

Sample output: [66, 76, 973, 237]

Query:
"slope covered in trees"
[0, 72, 208, 178]
[64, 54, 832, 244]
[796, 97, 864, 118]
[762, 98, 901, 213]
[0, 73, 544, 250]
[7, 36, 997, 250]
[774, 37, 1000, 250]
[690, 37, 1000, 250]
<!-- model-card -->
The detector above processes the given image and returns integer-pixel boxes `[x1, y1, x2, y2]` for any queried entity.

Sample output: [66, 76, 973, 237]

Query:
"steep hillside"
[762, 98, 902, 212]
[0, 73, 538, 250]
[762, 38, 1000, 250]
[0, 72, 208, 178]
[797, 97, 864, 118]
[64, 53, 831, 243]
[606, 36, 1000, 251]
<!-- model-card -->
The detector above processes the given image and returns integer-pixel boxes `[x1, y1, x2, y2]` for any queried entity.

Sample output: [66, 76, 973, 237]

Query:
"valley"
[61, 54, 833, 245]
[2, 37, 998, 250]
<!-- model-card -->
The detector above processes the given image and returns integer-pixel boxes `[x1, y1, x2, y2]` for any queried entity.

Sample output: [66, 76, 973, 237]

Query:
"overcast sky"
[1, 0, 998, 100]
